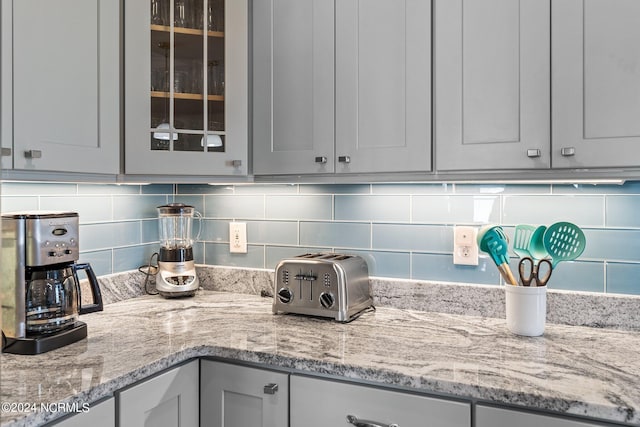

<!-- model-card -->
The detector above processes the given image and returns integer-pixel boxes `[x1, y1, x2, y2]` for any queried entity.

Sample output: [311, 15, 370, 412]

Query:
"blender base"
[158, 290, 197, 298]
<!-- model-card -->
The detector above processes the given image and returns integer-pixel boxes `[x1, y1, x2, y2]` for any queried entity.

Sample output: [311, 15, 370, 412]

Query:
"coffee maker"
[156, 203, 201, 297]
[1, 212, 103, 355]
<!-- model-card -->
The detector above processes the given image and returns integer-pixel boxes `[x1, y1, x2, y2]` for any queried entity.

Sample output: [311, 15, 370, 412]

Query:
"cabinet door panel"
[118, 361, 199, 427]
[290, 375, 470, 427]
[200, 360, 288, 427]
[125, 0, 248, 175]
[51, 397, 115, 427]
[435, 0, 550, 171]
[12, 0, 119, 174]
[552, 0, 640, 168]
[336, 0, 431, 173]
[252, 0, 335, 175]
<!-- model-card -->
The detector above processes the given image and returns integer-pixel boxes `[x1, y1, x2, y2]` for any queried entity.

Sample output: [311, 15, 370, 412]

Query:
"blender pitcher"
[158, 203, 202, 250]
[156, 203, 202, 297]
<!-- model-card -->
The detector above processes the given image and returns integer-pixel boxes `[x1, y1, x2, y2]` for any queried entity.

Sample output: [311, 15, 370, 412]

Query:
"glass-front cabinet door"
[125, 0, 247, 176]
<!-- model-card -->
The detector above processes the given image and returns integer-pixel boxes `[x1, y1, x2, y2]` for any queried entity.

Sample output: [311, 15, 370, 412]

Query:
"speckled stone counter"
[2, 291, 639, 426]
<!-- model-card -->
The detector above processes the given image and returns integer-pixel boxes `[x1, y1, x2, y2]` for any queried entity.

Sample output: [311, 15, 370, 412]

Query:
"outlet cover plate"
[453, 226, 479, 266]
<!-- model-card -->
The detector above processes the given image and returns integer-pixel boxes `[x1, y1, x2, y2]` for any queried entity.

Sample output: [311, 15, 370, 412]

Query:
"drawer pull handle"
[346, 415, 399, 427]
[263, 383, 279, 394]
[527, 149, 541, 158]
[338, 155, 351, 163]
[315, 156, 327, 164]
[1, 147, 11, 157]
[561, 147, 576, 157]
[24, 150, 42, 159]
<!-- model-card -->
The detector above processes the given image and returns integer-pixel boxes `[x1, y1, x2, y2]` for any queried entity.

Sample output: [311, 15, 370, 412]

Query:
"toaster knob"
[277, 287, 293, 304]
[319, 292, 335, 309]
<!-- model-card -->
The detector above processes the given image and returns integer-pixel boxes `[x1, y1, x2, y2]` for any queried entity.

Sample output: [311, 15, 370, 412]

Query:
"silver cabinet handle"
[315, 156, 327, 164]
[1, 147, 11, 157]
[527, 149, 541, 158]
[561, 147, 576, 157]
[346, 415, 399, 427]
[338, 156, 351, 163]
[24, 150, 42, 159]
[228, 159, 242, 167]
[263, 383, 279, 395]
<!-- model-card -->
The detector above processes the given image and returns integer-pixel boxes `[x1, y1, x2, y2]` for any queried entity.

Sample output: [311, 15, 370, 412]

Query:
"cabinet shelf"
[150, 24, 224, 38]
[151, 91, 224, 101]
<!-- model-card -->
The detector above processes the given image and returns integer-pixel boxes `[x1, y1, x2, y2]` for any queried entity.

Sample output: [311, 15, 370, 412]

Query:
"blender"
[156, 203, 202, 297]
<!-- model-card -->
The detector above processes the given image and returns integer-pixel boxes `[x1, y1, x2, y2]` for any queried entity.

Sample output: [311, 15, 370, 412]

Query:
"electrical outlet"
[453, 226, 479, 266]
[229, 222, 247, 253]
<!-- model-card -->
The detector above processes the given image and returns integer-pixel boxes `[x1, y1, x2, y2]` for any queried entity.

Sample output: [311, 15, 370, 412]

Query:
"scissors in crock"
[518, 257, 552, 287]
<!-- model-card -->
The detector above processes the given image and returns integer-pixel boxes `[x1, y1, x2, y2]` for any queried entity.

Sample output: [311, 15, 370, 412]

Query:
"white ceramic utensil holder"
[505, 285, 547, 336]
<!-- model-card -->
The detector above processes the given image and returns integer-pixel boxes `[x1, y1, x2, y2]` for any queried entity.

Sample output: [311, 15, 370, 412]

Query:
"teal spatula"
[513, 224, 536, 258]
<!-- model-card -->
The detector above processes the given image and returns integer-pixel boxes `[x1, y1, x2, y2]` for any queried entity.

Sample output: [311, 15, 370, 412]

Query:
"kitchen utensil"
[518, 257, 552, 287]
[543, 222, 586, 268]
[478, 225, 518, 286]
[528, 225, 548, 260]
[273, 253, 372, 322]
[1, 212, 103, 355]
[513, 224, 537, 258]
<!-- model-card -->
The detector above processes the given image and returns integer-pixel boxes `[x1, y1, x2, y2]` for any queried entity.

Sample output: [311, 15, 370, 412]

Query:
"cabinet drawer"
[476, 405, 617, 427]
[290, 375, 470, 427]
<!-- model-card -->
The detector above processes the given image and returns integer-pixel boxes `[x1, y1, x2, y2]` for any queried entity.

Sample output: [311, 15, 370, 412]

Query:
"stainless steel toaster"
[272, 253, 373, 322]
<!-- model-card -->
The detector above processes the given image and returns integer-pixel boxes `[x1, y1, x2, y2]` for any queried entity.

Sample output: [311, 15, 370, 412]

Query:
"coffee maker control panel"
[24, 213, 80, 266]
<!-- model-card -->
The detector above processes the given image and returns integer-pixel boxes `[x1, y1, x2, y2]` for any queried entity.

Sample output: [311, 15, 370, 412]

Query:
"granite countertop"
[1, 290, 639, 426]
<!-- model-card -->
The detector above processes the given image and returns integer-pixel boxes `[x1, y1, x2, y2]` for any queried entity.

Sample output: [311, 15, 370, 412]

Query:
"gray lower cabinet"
[200, 360, 288, 427]
[117, 360, 199, 427]
[552, 0, 640, 169]
[1, 0, 120, 174]
[49, 397, 115, 427]
[253, 0, 431, 176]
[475, 405, 615, 427]
[290, 375, 471, 427]
[434, 0, 550, 171]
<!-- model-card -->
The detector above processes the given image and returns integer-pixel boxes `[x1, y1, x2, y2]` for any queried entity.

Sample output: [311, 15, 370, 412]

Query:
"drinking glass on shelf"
[207, 0, 216, 31]
[174, 71, 187, 93]
[190, 61, 203, 94]
[175, 0, 187, 27]
[151, 0, 164, 25]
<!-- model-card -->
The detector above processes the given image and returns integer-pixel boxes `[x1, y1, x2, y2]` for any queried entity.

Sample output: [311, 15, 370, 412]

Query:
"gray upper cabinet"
[335, 0, 431, 174]
[125, 0, 248, 176]
[3, 0, 119, 174]
[253, 0, 432, 175]
[552, 0, 640, 169]
[434, 0, 550, 171]
[252, 0, 335, 175]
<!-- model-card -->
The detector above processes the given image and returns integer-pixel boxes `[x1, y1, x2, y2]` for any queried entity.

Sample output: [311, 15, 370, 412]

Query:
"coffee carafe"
[1, 212, 103, 355]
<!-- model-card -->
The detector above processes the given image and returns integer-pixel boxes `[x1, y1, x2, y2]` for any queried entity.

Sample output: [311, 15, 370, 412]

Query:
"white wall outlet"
[453, 226, 479, 266]
[229, 222, 247, 253]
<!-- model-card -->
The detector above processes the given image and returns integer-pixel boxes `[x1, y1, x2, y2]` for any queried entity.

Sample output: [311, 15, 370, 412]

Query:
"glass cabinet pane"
[149, 0, 225, 153]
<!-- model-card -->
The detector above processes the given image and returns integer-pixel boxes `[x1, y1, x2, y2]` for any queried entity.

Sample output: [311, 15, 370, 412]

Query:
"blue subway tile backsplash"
[2, 181, 640, 295]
